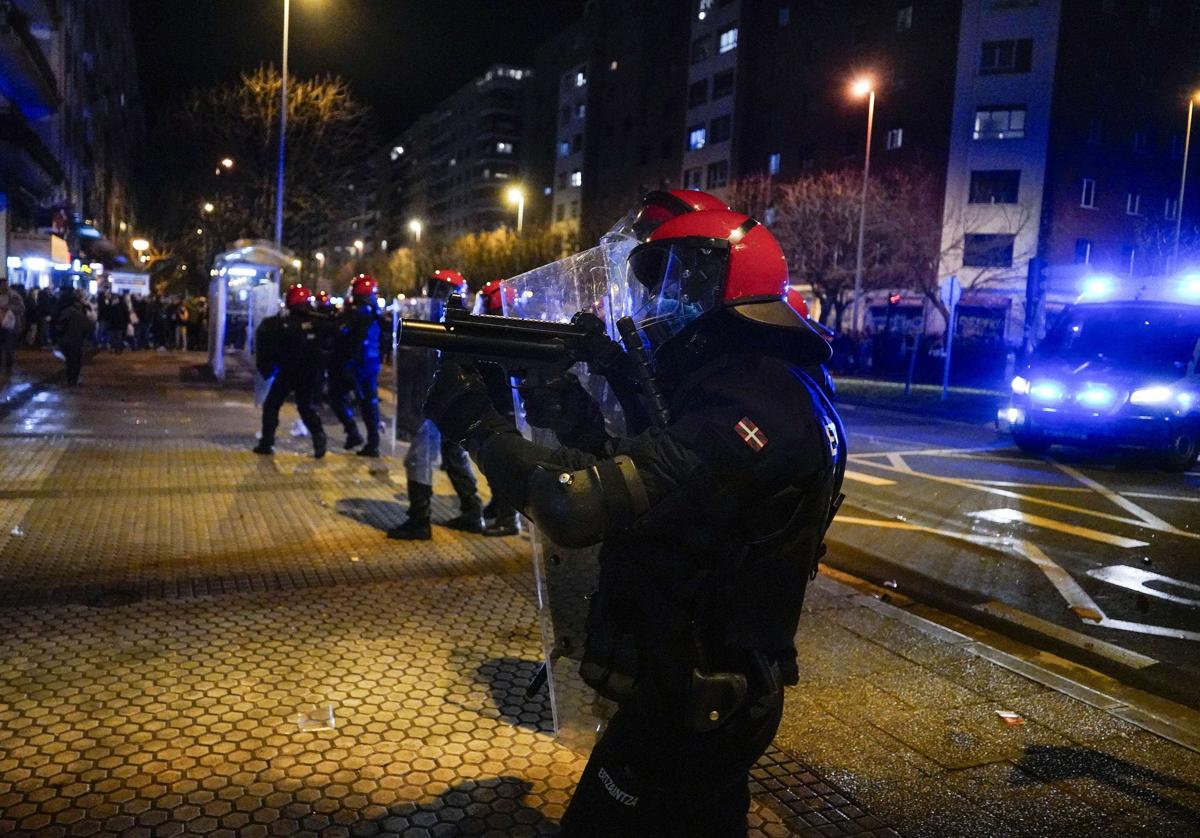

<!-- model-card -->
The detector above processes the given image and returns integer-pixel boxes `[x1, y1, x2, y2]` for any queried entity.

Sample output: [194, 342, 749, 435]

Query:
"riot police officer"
[332, 274, 383, 457]
[424, 202, 844, 835]
[388, 269, 485, 539]
[253, 284, 328, 458]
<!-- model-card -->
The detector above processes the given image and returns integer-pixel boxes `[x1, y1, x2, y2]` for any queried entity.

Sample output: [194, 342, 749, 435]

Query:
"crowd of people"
[0, 277, 207, 384]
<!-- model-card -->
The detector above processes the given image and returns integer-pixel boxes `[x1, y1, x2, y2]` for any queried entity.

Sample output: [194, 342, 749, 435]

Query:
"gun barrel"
[397, 318, 568, 365]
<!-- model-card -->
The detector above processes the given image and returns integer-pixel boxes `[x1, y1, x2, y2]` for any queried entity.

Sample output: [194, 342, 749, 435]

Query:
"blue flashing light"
[1010, 375, 1031, 394]
[1081, 274, 1115, 299]
[1130, 385, 1172, 406]
[1030, 380, 1064, 402]
[1180, 274, 1200, 299]
[1076, 385, 1115, 409]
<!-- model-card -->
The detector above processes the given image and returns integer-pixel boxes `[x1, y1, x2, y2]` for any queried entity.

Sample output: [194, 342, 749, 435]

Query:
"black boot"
[442, 495, 484, 534]
[253, 440, 274, 455]
[344, 428, 365, 450]
[387, 482, 432, 541]
[482, 514, 519, 537]
[356, 443, 380, 458]
[312, 432, 327, 459]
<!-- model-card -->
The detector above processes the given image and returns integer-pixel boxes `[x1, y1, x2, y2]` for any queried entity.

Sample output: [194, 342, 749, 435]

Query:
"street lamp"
[353, 240, 364, 259]
[202, 202, 215, 214]
[849, 76, 876, 336]
[132, 237, 150, 264]
[505, 185, 526, 233]
[408, 219, 423, 243]
[221, 157, 234, 170]
[314, 251, 325, 284]
[1174, 91, 1200, 265]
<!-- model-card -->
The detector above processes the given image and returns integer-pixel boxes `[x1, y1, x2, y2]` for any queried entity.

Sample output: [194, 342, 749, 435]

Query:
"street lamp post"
[1174, 92, 1199, 266]
[505, 186, 525, 233]
[275, 0, 290, 249]
[850, 78, 875, 336]
[408, 219, 423, 244]
[314, 251, 325, 286]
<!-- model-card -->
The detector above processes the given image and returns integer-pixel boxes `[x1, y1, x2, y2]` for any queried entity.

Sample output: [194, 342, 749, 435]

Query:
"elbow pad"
[524, 455, 650, 549]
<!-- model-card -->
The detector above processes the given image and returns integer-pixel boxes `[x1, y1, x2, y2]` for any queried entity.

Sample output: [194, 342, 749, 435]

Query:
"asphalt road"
[826, 401, 1200, 705]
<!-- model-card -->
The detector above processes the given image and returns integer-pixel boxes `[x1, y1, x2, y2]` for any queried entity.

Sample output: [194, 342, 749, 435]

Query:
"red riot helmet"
[284, 284, 314, 311]
[628, 208, 830, 359]
[786, 286, 809, 318]
[631, 189, 729, 241]
[479, 279, 517, 315]
[427, 268, 467, 301]
[350, 274, 378, 303]
[314, 289, 334, 312]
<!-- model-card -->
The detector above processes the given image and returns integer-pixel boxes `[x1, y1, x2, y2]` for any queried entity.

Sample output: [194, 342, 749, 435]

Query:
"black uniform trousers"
[63, 344, 83, 385]
[261, 369, 324, 444]
[332, 367, 380, 445]
[560, 690, 784, 837]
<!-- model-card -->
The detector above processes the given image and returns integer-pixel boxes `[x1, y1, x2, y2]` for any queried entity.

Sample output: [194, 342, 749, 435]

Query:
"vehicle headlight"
[1130, 386, 1173, 406]
[1076, 385, 1115, 408]
[1010, 375, 1031, 395]
[1030, 380, 1064, 402]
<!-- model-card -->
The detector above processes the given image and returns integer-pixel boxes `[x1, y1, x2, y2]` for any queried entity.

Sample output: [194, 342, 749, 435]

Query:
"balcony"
[0, 3, 60, 119]
[0, 102, 64, 196]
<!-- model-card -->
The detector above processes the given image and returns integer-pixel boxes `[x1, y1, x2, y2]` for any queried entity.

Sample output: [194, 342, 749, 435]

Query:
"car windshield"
[1038, 304, 1200, 377]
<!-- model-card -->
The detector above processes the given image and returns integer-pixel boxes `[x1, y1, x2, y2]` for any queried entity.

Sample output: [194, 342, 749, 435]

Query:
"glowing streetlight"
[505, 185, 526, 233]
[1174, 91, 1200, 265]
[408, 219, 423, 243]
[353, 240, 364, 258]
[849, 76, 876, 336]
[131, 238, 149, 252]
[314, 251, 325, 282]
[202, 202, 215, 214]
[221, 157, 234, 170]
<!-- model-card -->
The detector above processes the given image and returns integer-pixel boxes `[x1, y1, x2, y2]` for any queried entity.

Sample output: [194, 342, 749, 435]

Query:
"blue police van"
[999, 295, 1200, 472]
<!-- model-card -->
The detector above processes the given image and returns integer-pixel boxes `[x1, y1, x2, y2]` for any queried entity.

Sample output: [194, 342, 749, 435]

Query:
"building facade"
[1, 0, 143, 287]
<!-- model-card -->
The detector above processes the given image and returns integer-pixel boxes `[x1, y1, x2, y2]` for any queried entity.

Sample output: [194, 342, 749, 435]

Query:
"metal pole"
[517, 196, 525, 233]
[1174, 97, 1194, 266]
[941, 302, 957, 401]
[851, 90, 875, 336]
[274, 0, 290, 249]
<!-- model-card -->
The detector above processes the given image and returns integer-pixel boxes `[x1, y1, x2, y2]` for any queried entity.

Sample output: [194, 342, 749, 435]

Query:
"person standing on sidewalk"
[0, 277, 26, 375]
[55, 289, 90, 386]
[252, 285, 327, 458]
[387, 269, 486, 540]
[330, 275, 383, 457]
[424, 202, 845, 834]
[475, 279, 521, 538]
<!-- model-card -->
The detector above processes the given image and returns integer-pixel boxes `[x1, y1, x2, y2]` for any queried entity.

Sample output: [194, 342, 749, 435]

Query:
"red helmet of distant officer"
[627, 207, 831, 360]
[350, 274, 378, 303]
[284, 284, 313, 311]
[479, 279, 517, 315]
[314, 289, 334, 312]
[427, 268, 467, 301]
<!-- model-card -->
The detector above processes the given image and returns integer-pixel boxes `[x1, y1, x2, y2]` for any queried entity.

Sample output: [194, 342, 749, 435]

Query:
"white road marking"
[885, 452, 913, 472]
[844, 470, 897, 487]
[1123, 491, 1200, 503]
[1087, 566, 1200, 609]
[1007, 540, 1105, 621]
[957, 478, 1092, 493]
[1091, 618, 1200, 643]
[970, 508, 1150, 549]
[1050, 459, 1173, 531]
[973, 601, 1158, 669]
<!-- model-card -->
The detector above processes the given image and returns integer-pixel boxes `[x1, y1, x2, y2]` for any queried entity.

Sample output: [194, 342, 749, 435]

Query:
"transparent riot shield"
[392, 296, 436, 470]
[500, 218, 640, 752]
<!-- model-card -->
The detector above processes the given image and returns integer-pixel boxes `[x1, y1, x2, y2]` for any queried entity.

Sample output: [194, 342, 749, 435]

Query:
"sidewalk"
[835, 377, 1004, 425]
[0, 349, 1195, 837]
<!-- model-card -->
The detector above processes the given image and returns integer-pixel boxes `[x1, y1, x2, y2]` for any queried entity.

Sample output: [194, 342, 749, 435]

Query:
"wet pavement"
[828, 401, 1200, 702]
[0, 348, 1197, 837]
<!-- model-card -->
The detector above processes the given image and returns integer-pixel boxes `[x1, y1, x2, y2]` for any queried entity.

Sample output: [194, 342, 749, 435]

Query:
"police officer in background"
[388, 269, 486, 539]
[253, 284, 328, 458]
[423, 200, 844, 835]
[332, 274, 383, 457]
[476, 279, 521, 537]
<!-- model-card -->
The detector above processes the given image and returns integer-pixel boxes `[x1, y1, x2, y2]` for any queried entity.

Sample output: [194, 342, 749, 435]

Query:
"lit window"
[768, 152, 781, 176]
[764, 207, 777, 224]
[1080, 178, 1096, 208]
[886, 128, 903, 150]
[570, 170, 582, 187]
[496, 142, 513, 154]
[706, 160, 729, 188]
[973, 106, 1026, 140]
[575, 103, 587, 119]
[558, 140, 570, 158]
[389, 145, 405, 161]
[697, 0, 713, 20]
[688, 125, 707, 150]
[718, 24, 738, 54]
[1126, 191, 1142, 216]
[575, 71, 587, 88]
[896, 5, 913, 31]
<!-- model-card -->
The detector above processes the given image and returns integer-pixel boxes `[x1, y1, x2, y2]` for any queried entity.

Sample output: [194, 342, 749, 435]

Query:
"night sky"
[130, 0, 588, 139]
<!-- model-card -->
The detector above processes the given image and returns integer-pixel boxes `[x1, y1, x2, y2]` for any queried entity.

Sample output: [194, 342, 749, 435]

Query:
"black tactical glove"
[572, 312, 636, 382]
[518, 371, 608, 450]
[424, 359, 501, 445]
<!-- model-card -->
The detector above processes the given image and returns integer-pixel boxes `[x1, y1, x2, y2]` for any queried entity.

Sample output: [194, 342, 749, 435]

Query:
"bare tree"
[725, 173, 775, 220]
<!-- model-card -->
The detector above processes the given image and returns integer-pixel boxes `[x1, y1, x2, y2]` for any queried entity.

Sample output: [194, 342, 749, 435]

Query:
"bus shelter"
[207, 240, 295, 381]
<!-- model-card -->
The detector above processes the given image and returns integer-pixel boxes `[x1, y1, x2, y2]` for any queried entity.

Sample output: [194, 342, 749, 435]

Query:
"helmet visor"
[628, 237, 729, 349]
